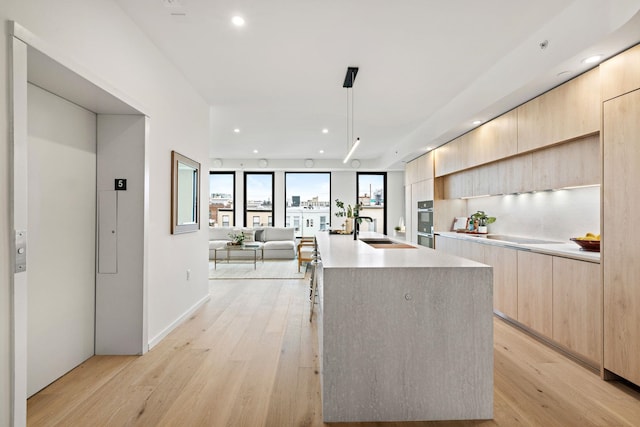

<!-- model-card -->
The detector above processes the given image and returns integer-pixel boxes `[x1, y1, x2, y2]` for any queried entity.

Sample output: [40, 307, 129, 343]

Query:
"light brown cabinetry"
[434, 110, 517, 177]
[552, 257, 600, 365]
[497, 154, 532, 194]
[601, 43, 640, 101]
[603, 88, 640, 385]
[405, 151, 434, 185]
[484, 245, 518, 319]
[531, 134, 600, 190]
[517, 68, 600, 153]
[517, 251, 553, 338]
[467, 109, 518, 168]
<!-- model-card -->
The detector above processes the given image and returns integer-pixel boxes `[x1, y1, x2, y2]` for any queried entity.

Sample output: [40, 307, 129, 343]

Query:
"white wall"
[1, 1, 211, 423]
[465, 186, 600, 241]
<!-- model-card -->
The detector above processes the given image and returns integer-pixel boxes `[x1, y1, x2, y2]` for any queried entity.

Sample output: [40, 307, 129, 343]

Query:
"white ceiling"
[115, 0, 640, 170]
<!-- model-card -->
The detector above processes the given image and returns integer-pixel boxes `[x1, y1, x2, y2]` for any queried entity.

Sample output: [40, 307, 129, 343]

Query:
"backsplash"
[465, 186, 600, 241]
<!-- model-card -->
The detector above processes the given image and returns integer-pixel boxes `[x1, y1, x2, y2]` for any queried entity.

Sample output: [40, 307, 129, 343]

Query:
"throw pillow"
[242, 229, 255, 242]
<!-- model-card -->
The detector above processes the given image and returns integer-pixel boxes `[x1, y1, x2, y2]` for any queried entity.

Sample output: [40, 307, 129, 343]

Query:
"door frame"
[9, 22, 149, 426]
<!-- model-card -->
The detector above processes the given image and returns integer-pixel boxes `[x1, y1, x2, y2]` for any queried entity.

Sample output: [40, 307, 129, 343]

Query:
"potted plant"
[335, 199, 358, 233]
[227, 231, 245, 246]
[470, 211, 496, 234]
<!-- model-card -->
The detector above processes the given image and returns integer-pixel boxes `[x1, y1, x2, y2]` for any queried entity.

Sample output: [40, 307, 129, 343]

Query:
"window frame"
[356, 172, 387, 235]
[244, 171, 275, 228]
[208, 171, 235, 228]
[284, 171, 331, 238]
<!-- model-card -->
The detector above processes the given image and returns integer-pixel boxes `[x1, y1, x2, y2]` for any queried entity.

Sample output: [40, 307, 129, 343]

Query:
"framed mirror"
[171, 150, 201, 234]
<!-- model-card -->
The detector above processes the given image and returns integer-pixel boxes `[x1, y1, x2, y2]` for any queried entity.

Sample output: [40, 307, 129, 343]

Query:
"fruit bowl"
[570, 237, 600, 252]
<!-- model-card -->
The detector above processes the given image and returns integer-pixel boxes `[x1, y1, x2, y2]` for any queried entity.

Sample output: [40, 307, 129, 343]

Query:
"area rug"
[209, 259, 306, 279]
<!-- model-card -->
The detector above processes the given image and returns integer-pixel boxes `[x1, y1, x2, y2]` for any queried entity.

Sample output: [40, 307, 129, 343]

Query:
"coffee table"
[213, 245, 263, 270]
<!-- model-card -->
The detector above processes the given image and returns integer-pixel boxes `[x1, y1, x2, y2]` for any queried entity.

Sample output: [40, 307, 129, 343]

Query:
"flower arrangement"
[228, 231, 245, 246]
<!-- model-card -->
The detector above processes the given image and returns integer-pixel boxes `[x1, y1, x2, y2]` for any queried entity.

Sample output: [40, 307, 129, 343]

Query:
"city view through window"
[209, 172, 234, 227]
[358, 173, 386, 234]
[285, 173, 330, 237]
[209, 171, 385, 236]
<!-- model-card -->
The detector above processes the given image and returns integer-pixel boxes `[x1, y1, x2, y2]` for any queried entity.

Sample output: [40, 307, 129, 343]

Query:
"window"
[285, 172, 330, 237]
[357, 172, 386, 234]
[209, 172, 235, 227]
[245, 172, 274, 228]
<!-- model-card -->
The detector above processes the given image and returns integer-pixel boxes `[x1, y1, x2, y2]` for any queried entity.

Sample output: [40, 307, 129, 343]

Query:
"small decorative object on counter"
[469, 211, 496, 234]
[570, 232, 600, 252]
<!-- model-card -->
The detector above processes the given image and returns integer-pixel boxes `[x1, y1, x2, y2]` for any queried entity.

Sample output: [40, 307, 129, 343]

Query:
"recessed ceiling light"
[233, 128, 240, 133]
[556, 70, 571, 77]
[253, 149, 258, 154]
[472, 120, 482, 126]
[582, 55, 602, 64]
[232, 16, 245, 27]
[319, 149, 324, 154]
[425, 146, 433, 151]
[322, 128, 329, 134]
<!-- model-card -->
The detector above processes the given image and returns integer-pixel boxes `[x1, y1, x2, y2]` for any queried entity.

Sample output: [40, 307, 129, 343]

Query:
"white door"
[26, 84, 97, 396]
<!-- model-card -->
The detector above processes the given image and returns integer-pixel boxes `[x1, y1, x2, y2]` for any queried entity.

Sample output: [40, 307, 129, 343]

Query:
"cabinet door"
[532, 135, 600, 190]
[418, 151, 434, 182]
[435, 236, 458, 255]
[472, 163, 500, 197]
[498, 154, 532, 194]
[601, 43, 640, 101]
[552, 257, 601, 365]
[467, 109, 518, 168]
[484, 245, 518, 319]
[443, 171, 473, 199]
[517, 251, 553, 337]
[458, 239, 484, 263]
[603, 89, 640, 385]
[517, 68, 600, 153]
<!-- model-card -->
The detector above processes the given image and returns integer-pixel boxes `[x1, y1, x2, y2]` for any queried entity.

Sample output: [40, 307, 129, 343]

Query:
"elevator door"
[26, 84, 97, 396]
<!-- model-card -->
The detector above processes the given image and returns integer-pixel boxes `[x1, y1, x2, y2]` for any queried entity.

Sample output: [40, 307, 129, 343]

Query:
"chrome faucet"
[353, 216, 374, 240]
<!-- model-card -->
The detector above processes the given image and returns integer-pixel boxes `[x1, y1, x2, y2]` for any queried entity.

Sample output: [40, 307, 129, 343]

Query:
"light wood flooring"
[28, 277, 640, 426]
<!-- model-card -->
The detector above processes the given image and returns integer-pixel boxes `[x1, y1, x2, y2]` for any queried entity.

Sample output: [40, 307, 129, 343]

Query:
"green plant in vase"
[228, 231, 245, 246]
[470, 211, 496, 233]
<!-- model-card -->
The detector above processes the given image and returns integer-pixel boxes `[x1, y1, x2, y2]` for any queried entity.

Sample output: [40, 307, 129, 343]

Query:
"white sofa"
[208, 226, 296, 260]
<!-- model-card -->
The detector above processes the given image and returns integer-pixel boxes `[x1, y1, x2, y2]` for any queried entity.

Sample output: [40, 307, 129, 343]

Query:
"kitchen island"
[315, 231, 493, 423]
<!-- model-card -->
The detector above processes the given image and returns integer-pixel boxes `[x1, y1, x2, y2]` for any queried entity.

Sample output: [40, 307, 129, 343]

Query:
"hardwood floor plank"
[27, 277, 640, 427]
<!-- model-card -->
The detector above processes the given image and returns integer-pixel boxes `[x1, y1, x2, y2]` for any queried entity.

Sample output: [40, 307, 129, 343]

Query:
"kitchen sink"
[359, 238, 397, 245]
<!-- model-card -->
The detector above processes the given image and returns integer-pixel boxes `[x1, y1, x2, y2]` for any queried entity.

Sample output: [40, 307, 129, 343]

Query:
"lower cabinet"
[552, 257, 601, 364]
[436, 235, 601, 367]
[517, 251, 553, 338]
[484, 245, 518, 319]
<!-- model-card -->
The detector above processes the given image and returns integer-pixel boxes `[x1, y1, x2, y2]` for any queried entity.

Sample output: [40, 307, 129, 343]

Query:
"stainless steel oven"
[417, 200, 434, 248]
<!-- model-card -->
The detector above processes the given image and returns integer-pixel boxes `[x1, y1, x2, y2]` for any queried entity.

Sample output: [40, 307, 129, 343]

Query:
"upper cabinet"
[435, 110, 517, 177]
[467, 109, 518, 168]
[517, 68, 600, 153]
[601, 43, 640, 102]
[405, 151, 433, 185]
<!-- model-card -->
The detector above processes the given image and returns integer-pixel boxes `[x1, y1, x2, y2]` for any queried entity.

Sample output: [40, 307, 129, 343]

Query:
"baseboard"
[147, 293, 211, 350]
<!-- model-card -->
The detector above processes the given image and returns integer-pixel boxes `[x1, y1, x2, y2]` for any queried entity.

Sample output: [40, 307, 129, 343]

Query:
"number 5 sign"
[114, 179, 127, 191]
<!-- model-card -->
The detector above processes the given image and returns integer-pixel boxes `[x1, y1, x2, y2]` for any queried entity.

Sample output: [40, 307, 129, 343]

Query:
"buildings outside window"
[285, 172, 330, 237]
[357, 172, 386, 234]
[245, 172, 274, 228]
[209, 172, 235, 227]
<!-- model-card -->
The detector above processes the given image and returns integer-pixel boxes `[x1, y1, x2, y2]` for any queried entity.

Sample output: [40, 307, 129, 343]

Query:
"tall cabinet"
[602, 43, 640, 385]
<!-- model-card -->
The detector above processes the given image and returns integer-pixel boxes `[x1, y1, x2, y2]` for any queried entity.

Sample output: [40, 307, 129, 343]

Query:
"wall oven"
[417, 200, 434, 248]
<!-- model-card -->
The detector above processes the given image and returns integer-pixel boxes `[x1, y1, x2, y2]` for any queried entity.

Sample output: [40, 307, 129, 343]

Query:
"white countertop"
[315, 231, 488, 269]
[436, 231, 600, 263]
